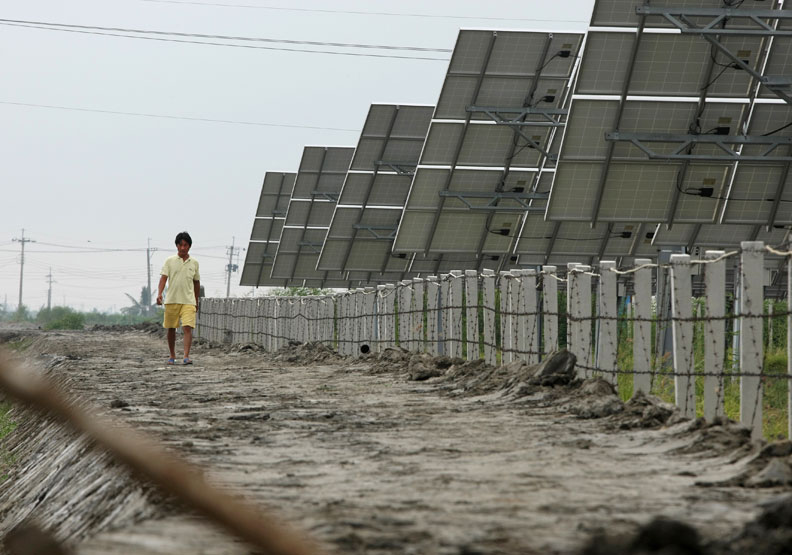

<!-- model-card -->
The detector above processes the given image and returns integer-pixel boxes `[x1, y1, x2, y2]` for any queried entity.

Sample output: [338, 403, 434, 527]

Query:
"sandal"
[183, 357, 193, 365]
[167, 358, 176, 365]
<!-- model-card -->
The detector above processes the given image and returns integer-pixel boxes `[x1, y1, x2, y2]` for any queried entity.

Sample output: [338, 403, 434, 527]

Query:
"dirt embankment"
[1, 329, 791, 554]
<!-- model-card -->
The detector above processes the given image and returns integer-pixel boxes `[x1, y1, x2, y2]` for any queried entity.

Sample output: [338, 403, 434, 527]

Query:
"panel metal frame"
[395, 30, 584, 270]
[318, 104, 433, 281]
[240, 172, 295, 288]
[272, 146, 355, 288]
[563, 3, 792, 231]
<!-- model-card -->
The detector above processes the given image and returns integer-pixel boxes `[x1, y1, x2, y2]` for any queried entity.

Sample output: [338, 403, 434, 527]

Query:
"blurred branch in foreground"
[0, 348, 318, 555]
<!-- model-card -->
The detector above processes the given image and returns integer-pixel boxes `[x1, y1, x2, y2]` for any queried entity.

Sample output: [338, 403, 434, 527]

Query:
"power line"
[35, 241, 148, 252]
[0, 21, 449, 61]
[137, 0, 590, 23]
[0, 101, 360, 132]
[0, 18, 451, 52]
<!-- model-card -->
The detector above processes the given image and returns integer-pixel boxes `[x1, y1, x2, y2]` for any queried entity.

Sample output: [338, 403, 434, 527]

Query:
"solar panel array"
[317, 104, 434, 282]
[392, 30, 585, 268]
[548, 0, 792, 232]
[270, 146, 356, 287]
[241, 1, 792, 290]
[240, 172, 295, 287]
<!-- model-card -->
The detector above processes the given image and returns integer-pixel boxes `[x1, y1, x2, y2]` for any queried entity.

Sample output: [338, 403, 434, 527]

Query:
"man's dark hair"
[175, 231, 192, 246]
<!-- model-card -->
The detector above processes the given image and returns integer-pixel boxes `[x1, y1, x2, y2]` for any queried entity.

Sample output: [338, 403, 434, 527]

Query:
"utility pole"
[146, 238, 158, 314]
[46, 268, 55, 311]
[226, 237, 239, 297]
[12, 229, 35, 310]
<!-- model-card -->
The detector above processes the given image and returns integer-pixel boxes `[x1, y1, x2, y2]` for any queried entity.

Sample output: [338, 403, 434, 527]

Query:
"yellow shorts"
[163, 304, 196, 329]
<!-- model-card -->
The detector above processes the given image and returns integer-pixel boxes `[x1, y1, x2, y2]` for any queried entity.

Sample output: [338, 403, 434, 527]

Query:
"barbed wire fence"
[198, 241, 792, 441]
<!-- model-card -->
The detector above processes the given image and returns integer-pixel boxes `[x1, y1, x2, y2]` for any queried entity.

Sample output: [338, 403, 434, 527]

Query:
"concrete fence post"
[449, 271, 464, 358]
[295, 299, 303, 344]
[499, 272, 513, 364]
[361, 288, 375, 355]
[353, 289, 363, 353]
[465, 270, 479, 360]
[253, 299, 260, 346]
[243, 299, 251, 344]
[597, 261, 618, 386]
[396, 281, 410, 350]
[522, 269, 539, 365]
[342, 292, 352, 355]
[327, 295, 336, 347]
[633, 259, 653, 394]
[275, 299, 284, 345]
[568, 265, 592, 378]
[336, 294, 348, 355]
[285, 299, 293, 344]
[268, 299, 276, 346]
[788, 249, 791, 439]
[237, 299, 243, 344]
[437, 274, 451, 355]
[305, 298, 314, 344]
[426, 276, 440, 356]
[276, 297, 284, 350]
[384, 284, 396, 350]
[740, 241, 765, 439]
[254, 298, 263, 345]
[542, 265, 558, 355]
[670, 254, 695, 418]
[439, 274, 450, 357]
[481, 269, 496, 365]
[413, 278, 425, 353]
[566, 264, 576, 350]
[269, 298, 277, 349]
[376, 285, 386, 352]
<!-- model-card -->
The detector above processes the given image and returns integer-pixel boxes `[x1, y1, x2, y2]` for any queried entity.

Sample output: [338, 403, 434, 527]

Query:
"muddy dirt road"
[1, 328, 791, 554]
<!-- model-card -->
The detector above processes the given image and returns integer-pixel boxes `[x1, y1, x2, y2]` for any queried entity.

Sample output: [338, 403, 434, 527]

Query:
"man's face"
[177, 240, 191, 259]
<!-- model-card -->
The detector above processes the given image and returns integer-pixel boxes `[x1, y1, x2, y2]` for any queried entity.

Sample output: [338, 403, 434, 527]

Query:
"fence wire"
[198, 242, 792, 440]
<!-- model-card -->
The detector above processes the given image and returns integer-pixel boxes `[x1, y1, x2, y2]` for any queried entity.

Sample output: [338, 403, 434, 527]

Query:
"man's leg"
[167, 328, 176, 359]
[183, 326, 192, 358]
[163, 304, 180, 361]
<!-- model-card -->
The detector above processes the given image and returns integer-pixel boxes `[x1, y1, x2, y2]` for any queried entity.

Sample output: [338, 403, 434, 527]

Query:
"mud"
[1, 329, 791, 554]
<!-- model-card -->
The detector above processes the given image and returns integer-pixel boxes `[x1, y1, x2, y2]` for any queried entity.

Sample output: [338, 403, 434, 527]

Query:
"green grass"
[0, 402, 17, 482]
[606, 302, 791, 440]
[4, 337, 33, 352]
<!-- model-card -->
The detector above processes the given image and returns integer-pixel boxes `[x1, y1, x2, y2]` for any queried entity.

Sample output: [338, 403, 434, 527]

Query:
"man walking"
[156, 231, 201, 365]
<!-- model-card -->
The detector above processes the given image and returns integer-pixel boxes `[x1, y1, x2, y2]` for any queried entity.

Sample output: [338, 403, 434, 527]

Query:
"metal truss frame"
[352, 224, 398, 240]
[589, 5, 792, 231]
[635, 6, 792, 103]
[467, 105, 568, 128]
[605, 132, 792, 161]
[311, 191, 339, 202]
[438, 190, 548, 212]
[374, 160, 417, 176]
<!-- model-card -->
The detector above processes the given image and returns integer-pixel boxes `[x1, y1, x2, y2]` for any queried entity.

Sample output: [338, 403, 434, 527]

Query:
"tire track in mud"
[0, 329, 789, 554]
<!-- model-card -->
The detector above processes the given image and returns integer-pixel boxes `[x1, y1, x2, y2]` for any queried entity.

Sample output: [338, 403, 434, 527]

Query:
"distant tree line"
[0, 285, 161, 330]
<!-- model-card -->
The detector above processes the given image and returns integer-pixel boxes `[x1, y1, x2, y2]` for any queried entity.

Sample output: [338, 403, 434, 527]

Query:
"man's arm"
[156, 275, 168, 305]
[194, 280, 201, 310]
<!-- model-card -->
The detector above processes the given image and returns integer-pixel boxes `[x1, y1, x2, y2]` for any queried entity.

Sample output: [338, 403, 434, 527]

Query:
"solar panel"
[240, 242, 288, 287]
[270, 146, 355, 286]
[514, 220, 659, 260]
[548, 0, 792, 232]
[590, 0, 771, 29]
[317, 104, 433, 278]
[239, 172, 296, 287]
[653, 222, 790, 249]
[394, 29, 585, 268]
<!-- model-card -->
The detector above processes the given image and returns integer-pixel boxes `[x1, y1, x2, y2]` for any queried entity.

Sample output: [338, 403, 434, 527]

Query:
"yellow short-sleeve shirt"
[161, 255, 200, 305]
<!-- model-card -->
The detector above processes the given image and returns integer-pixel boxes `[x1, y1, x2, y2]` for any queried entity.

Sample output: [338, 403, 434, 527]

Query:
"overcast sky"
[0, 0, 594, 313]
